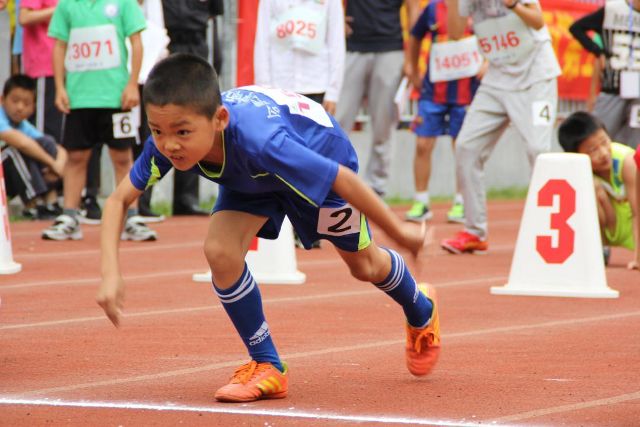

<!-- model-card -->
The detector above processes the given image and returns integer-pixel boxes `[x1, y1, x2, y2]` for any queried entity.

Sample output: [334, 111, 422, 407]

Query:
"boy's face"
[1, 87, 36, 124]
[146, 103, 228, 171]
[578, 128, 612, 173]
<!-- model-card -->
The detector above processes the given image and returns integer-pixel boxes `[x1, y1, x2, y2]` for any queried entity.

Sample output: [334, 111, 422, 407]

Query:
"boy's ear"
[213, 105, 229, 131]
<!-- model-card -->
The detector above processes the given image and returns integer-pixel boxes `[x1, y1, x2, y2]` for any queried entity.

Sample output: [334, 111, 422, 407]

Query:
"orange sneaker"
[441, 231, 488, 254]
[214, 360, 288, 403]
[406, 284, 441, 376]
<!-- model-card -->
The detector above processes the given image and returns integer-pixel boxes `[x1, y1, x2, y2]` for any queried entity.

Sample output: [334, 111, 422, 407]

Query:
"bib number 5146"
[536, 179, 576, 264]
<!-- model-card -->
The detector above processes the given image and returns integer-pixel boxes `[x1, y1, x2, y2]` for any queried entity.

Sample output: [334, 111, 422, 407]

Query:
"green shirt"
[48, 0, 146, 109]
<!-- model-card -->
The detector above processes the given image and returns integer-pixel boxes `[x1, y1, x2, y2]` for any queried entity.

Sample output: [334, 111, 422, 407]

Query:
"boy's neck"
[201, 131, 225, 165]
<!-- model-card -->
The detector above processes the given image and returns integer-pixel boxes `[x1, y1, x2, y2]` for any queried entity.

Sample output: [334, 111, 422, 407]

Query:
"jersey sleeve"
[255, 128, 339, 207]
[47, 0, 70, 42]
[129, 137, 173, 191]
[410, 5, 431, 40]
[122, 0, 147, 37]
[20, 120, 44, 140]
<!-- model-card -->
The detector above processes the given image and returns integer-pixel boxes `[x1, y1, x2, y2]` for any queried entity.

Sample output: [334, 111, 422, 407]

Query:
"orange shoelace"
[229, 361, 273, 384]
[412, 326, 436, 353]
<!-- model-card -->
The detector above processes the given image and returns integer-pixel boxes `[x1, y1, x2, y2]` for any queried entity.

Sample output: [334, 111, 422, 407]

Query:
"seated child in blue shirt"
[0, 75, 66, 219]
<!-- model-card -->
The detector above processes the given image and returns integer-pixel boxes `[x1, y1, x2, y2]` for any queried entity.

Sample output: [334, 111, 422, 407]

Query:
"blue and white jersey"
[130, 86, 358, 207]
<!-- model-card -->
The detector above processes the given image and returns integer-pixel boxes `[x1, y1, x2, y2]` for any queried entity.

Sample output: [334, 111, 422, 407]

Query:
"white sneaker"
[42, 214, 83, 240]
[121, 216, 158, 241]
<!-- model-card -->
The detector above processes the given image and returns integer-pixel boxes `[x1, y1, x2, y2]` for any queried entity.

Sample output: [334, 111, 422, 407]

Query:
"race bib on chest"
[65, 25, 121, 73]
[474, 13, 535, 66]
[429, 36, 483, 83]
[271, 4, 327, 55]
[247, 85, 333, 127]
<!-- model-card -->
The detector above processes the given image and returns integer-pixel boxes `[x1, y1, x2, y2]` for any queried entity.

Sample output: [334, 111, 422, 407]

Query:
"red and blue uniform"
[411, 0, 479, 138]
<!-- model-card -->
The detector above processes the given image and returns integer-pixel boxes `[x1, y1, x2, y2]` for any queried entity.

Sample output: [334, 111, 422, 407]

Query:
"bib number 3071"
[536, 179, 576, 264]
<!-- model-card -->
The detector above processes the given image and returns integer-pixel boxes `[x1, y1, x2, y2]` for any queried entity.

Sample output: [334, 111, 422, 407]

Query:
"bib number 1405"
[535, 179, 576, 264]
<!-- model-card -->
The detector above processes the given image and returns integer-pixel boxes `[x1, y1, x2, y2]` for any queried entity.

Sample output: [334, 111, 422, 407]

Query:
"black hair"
[2, 74, 36, 98]
[557, 111, 607, 153]
[143, 53, 222, 118]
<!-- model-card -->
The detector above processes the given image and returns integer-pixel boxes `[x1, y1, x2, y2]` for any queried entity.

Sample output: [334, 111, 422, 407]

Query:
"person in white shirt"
[254, 0, 345, 116]
[441, 0, 561, 254]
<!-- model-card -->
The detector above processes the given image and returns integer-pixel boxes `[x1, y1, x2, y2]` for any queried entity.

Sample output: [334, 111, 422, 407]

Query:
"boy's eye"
[177, 130, 191, 136]
[150, 128, 161, 136]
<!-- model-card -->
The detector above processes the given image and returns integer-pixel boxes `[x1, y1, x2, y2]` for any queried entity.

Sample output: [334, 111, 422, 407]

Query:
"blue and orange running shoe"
[215, 360, 288, 402]
[405, 284, 441, 376]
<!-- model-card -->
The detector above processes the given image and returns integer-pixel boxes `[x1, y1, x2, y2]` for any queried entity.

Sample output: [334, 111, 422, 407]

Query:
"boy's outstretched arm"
[97, 175, 143, 326]
[332, 165, 426, 256]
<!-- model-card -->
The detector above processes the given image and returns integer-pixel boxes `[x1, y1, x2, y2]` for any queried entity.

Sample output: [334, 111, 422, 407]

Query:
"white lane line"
[0, 269, 201, 291]
[14, 241, 202, 260]
[0, 397, 482, 426]
[13, 309, 640, 396]
[0, 276, 506, 330]
[492, 390, 640, 423]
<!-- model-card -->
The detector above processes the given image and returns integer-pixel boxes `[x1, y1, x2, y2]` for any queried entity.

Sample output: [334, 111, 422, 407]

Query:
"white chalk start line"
[0, 397, 487, 426]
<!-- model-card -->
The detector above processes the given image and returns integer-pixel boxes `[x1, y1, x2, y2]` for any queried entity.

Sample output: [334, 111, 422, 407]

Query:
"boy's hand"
[55, 87, 70, 114]
[51, 155, 65, 177]
[97, 276, 125, 327]
[395, 221, 429, 258]
[121, 82, 140, 111]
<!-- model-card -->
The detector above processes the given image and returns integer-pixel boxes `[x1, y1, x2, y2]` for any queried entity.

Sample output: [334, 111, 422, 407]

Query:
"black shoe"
[79, 196, 102, 224]
[35, 204, 61, 220]
[173, 204, 209, 216]
[603, 246, 611, 266]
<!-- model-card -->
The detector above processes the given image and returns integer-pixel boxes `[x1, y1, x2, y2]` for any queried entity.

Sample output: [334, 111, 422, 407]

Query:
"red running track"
[1, 201, 639, 426]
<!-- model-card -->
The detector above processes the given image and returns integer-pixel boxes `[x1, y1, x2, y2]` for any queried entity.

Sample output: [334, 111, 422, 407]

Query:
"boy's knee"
[204, 240, 243, 273]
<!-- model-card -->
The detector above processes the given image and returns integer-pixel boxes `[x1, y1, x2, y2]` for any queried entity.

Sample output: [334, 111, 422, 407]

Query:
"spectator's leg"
[455, 85, 510, 239]
[592, 92, 627, 144]
[506, 78, 557, 170]
[335, 51, 371, 136]
[63, 148, 92, 210]
[365, 50, 404, 196]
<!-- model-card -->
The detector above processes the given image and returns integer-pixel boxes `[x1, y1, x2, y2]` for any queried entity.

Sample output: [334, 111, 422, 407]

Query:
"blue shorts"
[414, 100, 468, 138]
[213, 187, 373, 252]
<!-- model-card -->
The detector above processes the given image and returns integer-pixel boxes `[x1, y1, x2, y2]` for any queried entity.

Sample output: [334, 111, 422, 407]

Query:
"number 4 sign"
[491, 153, 619, 298]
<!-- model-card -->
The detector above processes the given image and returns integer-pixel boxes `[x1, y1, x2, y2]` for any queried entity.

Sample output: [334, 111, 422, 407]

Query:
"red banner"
[542, 0, 601, 100]
[237, 0, 259, 86]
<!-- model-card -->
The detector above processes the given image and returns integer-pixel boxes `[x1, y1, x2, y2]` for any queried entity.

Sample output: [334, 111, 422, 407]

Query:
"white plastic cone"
[0, 154, 21, 275]
[193, 217, 305, 285]
[491, 153, 618, 298]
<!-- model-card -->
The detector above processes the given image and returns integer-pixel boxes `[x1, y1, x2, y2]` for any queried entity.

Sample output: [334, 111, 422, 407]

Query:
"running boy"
[558, 111, 639, 270]
[42, 0, 156, 241]
[1, 74, 66, 219]
[405, 0, 480, 223]
[97, 54, 441, 402]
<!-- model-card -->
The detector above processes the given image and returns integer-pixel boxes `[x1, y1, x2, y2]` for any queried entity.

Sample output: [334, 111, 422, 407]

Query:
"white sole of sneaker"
[405, 212, 434, 222]
[42, 231, 83, 241]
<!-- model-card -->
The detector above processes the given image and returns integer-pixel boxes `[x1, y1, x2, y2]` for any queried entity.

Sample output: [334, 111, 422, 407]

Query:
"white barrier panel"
[193, 217, 305, 285]
[0, 154, 21, 275]
[491, 153, 618, 298]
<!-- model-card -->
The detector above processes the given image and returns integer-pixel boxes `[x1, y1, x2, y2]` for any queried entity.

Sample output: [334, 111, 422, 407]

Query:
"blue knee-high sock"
[213, 264, 283, 371]
[374, 248, 433, 328]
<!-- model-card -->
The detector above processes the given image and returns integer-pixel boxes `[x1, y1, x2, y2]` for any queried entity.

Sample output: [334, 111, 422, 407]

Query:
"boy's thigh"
[604, 202, 635, 250]
[286, 194, 372, 252]
[414, 100, 449, 137]
[506, 78, 558, 154]
[213, 188, 372, 253]
[62, 109, 136, 151]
